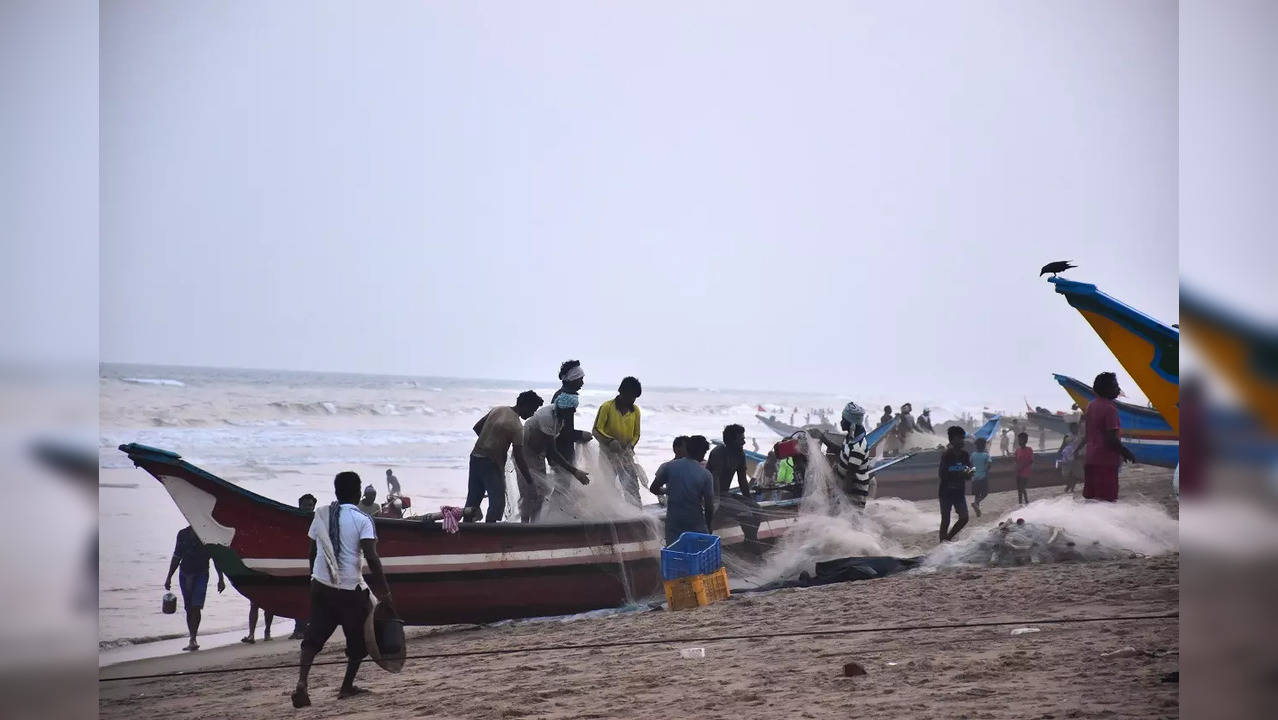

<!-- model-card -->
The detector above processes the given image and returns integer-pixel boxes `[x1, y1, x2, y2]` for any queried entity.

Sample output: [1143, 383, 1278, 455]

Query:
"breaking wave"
[266, 400, 438, 417]
[120, 377, 186, 387]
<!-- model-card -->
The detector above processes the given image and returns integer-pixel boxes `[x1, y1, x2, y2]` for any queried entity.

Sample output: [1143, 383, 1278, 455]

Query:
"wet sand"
[100, 467, 1179, 719]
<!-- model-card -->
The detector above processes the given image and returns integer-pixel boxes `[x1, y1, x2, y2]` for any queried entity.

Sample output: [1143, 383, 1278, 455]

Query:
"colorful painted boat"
[119, 443, 805, 625]
[1052, 373, 1179, 468]
[1048, 277, 1179, 432]
[1023, 405, 1072, 436]
[1180, 286, 1278, 435]
[971, 414, 1002, 442]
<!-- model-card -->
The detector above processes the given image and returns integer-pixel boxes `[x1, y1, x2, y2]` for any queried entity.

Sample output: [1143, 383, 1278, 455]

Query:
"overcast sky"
[100, 0, 1177, 411]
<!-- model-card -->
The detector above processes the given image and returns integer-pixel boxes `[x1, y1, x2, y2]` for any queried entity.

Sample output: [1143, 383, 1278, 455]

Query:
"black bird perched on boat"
[1040, 260, 1077, 278]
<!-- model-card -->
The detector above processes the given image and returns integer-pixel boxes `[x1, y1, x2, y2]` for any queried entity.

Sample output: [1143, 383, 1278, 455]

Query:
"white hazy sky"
[101, 0, 1177, 411]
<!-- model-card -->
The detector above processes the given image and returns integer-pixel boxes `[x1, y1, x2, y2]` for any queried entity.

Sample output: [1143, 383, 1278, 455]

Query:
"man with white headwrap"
[550, 360, 593, 470]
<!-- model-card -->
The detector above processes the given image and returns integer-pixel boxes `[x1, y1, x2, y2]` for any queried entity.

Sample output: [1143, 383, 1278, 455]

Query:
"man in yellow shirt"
[592, 376, 643, 505]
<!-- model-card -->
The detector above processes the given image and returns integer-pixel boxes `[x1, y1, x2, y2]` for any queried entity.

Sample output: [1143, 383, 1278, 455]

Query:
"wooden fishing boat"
[1052, 373, 1179, 468]
[118, 443, 804, 625]
[755, 414, 835, 437]
[1048, 276, 1179, 432]
[869, 447, 1062, 496]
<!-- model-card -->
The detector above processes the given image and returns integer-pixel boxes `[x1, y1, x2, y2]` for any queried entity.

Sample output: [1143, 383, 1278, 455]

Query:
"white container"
[678, 647, 706, 659]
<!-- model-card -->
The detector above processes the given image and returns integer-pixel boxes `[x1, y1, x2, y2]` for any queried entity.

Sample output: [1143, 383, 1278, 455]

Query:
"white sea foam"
[120, 377, 186, 387]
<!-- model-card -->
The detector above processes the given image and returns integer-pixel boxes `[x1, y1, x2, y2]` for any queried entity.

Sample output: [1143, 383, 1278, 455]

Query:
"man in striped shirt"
[832, 402, 873, 508]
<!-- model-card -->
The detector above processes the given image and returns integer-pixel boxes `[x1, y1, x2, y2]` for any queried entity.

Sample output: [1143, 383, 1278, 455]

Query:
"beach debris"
[842, 661, 868, 677]
[1010, 627, 1040, 636]
[679, 647, 705, 659]
[1100, 646, 1140, 659]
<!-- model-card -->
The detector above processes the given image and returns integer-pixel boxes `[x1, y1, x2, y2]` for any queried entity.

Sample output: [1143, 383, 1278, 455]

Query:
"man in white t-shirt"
[292, 471, 393, 709]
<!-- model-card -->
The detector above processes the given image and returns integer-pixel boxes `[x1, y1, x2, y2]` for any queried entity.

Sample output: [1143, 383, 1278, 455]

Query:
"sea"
[98, 362, 988, 664]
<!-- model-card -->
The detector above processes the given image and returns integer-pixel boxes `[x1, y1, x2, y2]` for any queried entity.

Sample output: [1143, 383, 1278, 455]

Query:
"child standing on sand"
[1014, 431, 1033, 505]
[938, 426, 973, 542]
[970, 437, 991, 517]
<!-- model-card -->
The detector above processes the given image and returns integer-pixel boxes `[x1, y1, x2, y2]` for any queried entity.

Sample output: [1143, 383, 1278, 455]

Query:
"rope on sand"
[99, 610, 1178, 683]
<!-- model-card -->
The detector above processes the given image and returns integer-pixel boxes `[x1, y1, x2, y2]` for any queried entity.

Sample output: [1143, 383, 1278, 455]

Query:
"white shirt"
[521, 405, 564, 464]
[308, 503, 377, 590]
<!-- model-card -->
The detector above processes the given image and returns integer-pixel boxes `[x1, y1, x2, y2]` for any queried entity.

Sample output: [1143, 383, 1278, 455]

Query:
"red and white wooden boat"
[118, 443, 801, 624]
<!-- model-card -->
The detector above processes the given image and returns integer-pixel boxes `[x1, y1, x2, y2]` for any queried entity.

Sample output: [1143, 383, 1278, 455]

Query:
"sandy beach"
[101, 468, 1179, 719]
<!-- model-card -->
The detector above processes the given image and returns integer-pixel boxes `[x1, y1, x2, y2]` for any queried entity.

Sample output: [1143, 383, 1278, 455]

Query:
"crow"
[1040, 260, 1077, 277]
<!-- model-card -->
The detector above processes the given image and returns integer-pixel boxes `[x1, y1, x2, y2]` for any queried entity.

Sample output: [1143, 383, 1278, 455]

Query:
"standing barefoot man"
[163, 525, 225, 652]
[293, 471, 394, 708]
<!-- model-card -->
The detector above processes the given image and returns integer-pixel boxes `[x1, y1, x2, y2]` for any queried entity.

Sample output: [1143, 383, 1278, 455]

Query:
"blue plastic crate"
[661, 532, 722, 580]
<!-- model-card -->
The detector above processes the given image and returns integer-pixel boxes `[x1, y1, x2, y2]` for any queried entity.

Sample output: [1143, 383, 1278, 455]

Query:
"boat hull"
[1053, 373, 1179, 468]
[1048, 277, 1179, 433]
[120, 443, 798, 625]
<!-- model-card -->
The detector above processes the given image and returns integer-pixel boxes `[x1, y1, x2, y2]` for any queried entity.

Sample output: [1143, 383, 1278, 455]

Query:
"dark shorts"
[1083, 464, 1119, 502]
[178, 571, 208, 610]
[301, 580, 369, 661]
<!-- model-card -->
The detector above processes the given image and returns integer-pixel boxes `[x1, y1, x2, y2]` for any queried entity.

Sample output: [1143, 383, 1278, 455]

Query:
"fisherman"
[292, 471, 394, 708]
[655, 436, 687, 476]
[518, 392, 591, 522]
[288, 494, 318, 640]
[592, 376, 643, 506]
[465, 391, 542, 522]
[938, 426, 973, 542]
[356, 485, 380, 517]
[760, 450, 780, 489]
[886, 403, 913, 456]
[776, 454, 795, 488]
[385, 468, 401, 498]
[917, 408, 934, 434]
[815, 401, 873, 509]
[163, 525, 226, 652]
[999, 428, 1012, 456]
[550, 360, 593, 467]
[1082, 372, 1136, 501]
[243, 603, 274, 644]
[706, 424, 761, 547]
[880, 405, 893, 428]
[898, 403, 917, 436]
[649, 435, 716, 545]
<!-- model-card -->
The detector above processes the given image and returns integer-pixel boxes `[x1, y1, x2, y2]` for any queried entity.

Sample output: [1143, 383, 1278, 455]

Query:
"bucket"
[775, 438, 802, 458]
[161, 591, 177, 614]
